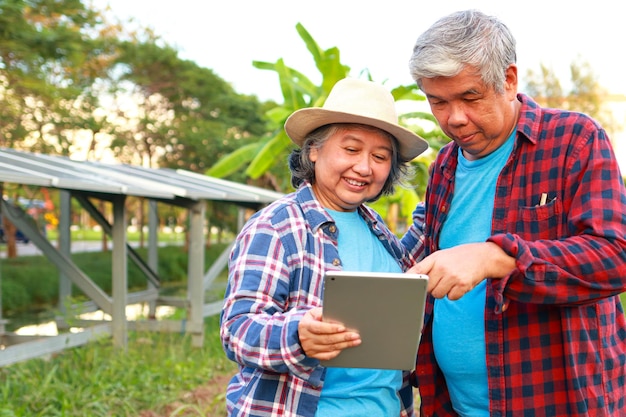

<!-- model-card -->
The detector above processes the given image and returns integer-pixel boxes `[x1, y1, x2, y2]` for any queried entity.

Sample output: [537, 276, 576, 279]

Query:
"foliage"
[0, 243, 237, 416]
[206, 23, 351, 191]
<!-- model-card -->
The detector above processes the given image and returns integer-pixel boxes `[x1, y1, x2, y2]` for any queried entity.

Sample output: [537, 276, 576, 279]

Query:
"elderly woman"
[220, 78, 428, 417]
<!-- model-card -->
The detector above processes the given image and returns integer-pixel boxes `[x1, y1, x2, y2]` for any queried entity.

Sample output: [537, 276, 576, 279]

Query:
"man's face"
[420, 65, 519, 160]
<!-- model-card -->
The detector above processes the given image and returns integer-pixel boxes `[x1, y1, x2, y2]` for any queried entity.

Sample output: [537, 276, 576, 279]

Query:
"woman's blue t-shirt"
[315, 208, 403, 417]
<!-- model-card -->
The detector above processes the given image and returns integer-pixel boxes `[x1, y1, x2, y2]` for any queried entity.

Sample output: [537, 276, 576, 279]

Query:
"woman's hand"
[298, 307, 361, 361]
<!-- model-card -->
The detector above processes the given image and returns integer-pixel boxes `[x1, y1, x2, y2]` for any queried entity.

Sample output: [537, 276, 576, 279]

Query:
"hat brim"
[284, 108, 429, 161]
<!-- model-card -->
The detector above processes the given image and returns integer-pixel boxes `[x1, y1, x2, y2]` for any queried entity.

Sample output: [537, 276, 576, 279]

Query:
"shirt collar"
[294, 181, 381, 233]
[516, 93, 541, 145]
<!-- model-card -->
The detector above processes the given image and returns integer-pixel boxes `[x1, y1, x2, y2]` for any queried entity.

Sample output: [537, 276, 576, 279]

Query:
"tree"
[105, 36, 267, 174]
[524, 58, 617, 136]
[0, 0, 118, 154]
[0, 0, 121, 257]
[0, 0, 271, 251]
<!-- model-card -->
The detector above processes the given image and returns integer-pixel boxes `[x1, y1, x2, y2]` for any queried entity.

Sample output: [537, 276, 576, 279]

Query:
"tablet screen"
[321, 270, 429, 370]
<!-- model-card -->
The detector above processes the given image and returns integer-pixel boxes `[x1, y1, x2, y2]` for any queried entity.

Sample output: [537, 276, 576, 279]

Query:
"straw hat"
[284, 78, 428, 160]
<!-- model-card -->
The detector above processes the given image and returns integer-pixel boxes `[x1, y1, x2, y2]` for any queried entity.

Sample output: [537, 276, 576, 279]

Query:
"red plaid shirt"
[403, 94, 626, 416]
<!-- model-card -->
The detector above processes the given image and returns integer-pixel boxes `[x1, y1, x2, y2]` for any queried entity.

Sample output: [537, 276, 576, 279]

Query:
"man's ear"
[504, 64, 518, 99]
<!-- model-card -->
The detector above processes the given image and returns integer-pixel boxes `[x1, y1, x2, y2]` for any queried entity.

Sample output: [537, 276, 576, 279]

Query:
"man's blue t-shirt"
[433, 132, 515, 416]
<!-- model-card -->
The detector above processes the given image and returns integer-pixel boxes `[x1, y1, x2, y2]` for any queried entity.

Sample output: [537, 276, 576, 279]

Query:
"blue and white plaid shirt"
[220, 181, 416, 417]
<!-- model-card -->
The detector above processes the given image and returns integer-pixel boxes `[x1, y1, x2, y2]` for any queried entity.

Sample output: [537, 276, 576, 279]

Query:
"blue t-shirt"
[433, 132, 515, 416]
[315, 209, 403, 417]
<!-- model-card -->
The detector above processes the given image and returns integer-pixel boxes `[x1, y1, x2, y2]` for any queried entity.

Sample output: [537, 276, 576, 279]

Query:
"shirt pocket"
[517, 197, 563, 240]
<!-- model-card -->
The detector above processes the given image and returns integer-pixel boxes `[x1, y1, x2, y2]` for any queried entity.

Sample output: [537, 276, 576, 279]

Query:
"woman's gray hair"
[408, 9, 516, 94]
[288, 123, 414, 201]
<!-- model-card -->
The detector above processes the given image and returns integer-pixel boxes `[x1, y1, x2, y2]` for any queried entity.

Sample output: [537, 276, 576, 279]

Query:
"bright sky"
[91, 0, 626, 170]
[93, 0, 626, 102]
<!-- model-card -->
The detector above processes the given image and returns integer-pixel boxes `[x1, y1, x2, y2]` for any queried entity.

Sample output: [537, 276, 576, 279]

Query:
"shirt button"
[329, 225, 337, 233]
[332, 258, 341, 266]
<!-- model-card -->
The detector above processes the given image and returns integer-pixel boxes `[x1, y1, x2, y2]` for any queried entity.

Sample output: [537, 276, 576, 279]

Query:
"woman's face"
[310, 126, 393, 212]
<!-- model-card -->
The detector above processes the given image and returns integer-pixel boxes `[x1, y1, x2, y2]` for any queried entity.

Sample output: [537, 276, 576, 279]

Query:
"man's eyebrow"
[426, 88, 482, 100]
[463, 88, 481, 95]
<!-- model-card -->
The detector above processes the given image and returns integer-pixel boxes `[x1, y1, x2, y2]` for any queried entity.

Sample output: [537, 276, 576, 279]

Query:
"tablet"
[321, 270, 429, 370]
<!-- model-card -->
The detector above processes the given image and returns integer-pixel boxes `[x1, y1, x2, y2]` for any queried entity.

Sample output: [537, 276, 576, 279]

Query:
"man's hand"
[409, 242, 515, 300]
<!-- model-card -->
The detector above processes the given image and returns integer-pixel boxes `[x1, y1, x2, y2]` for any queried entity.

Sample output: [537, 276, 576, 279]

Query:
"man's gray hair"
[409, 9, 517, 94]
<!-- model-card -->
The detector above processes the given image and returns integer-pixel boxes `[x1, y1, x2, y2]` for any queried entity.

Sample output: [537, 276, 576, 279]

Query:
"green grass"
[0, 241, 236, 416]
[0, 243, 230, 326]
[0, 315, 237, 416]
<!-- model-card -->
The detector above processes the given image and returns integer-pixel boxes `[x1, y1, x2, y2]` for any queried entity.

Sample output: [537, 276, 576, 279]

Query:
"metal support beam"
[187, 200, 205, 347]
[147, 200, 159, 318]
[0, 324, 112, 367]
[111, 194, 127, 349]
[58, 190, 72, 316]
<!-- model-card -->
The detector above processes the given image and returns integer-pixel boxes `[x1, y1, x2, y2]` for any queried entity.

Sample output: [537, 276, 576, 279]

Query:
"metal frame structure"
[0, 147, 283, 366]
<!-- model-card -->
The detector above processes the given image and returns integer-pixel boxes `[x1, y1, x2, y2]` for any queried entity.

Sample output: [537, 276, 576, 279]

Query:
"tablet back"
[321, 270, 428, 370]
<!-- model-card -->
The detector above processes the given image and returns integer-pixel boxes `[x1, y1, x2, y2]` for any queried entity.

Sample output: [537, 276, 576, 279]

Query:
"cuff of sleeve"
[487, 233, 524, 313]
[284, 308, 325, 386]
